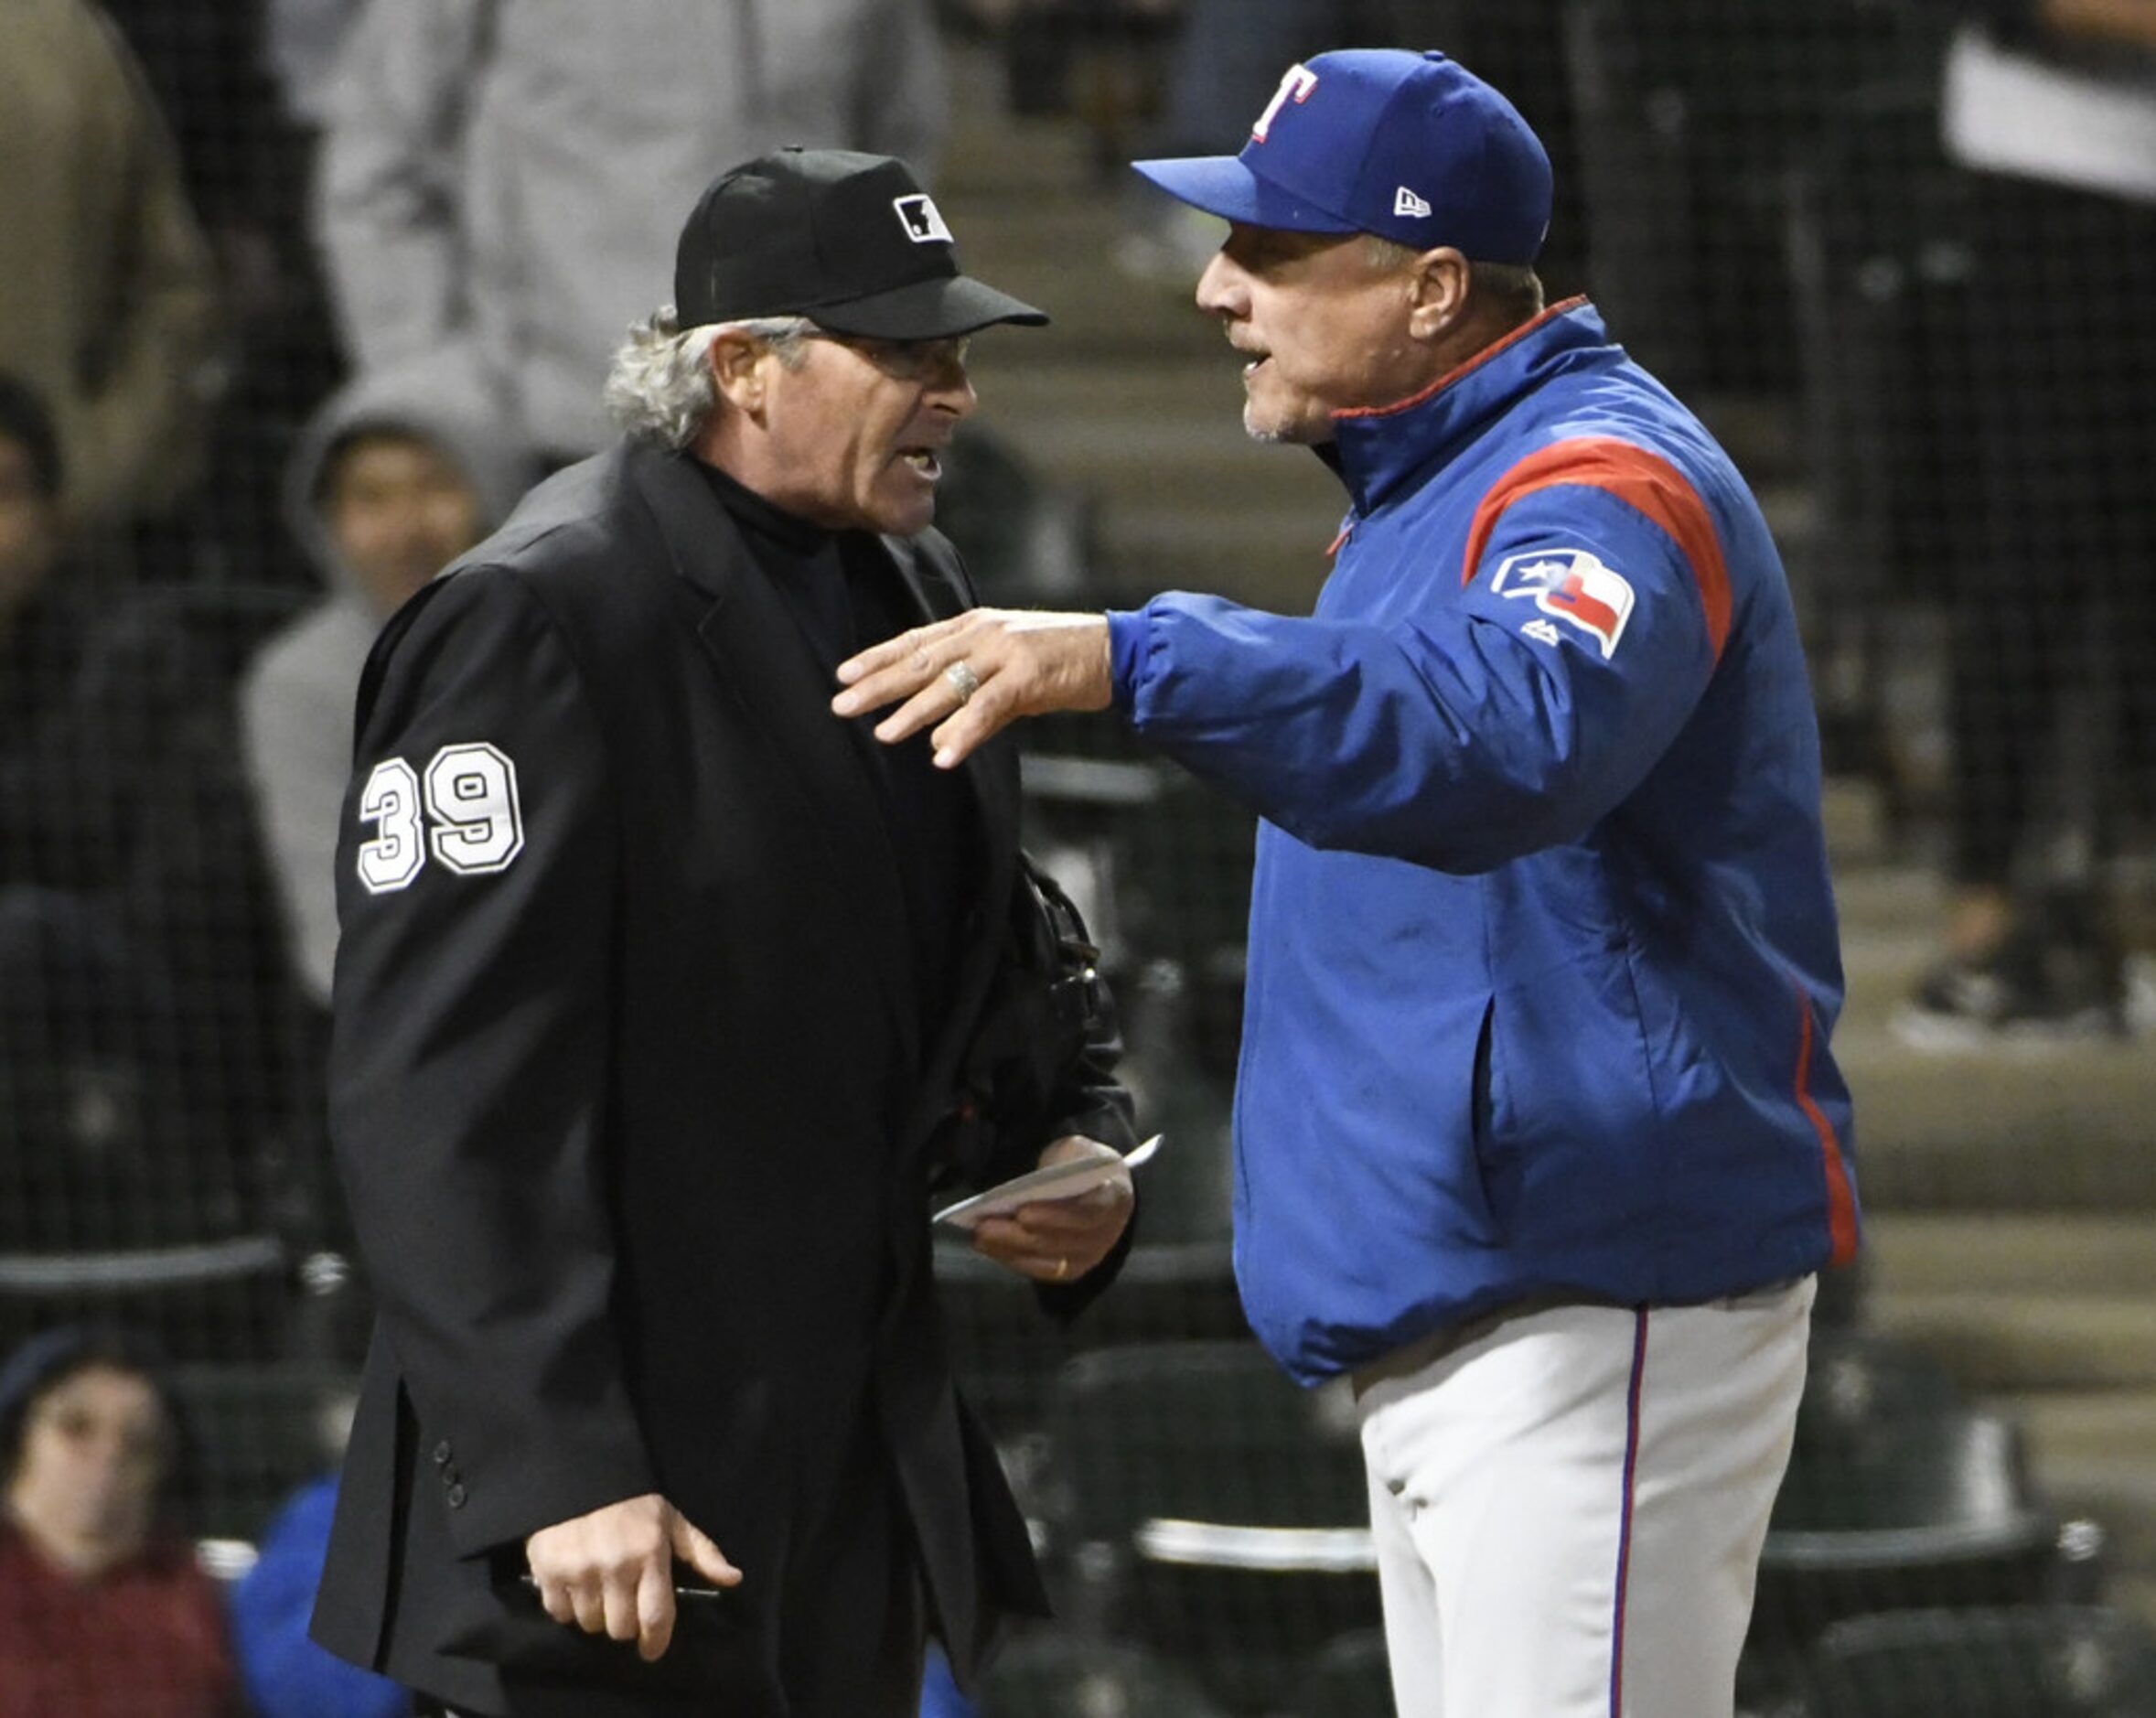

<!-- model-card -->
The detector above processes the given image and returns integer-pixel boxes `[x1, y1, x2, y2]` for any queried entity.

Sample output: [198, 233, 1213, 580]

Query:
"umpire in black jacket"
[311, 149, 1139, 1718]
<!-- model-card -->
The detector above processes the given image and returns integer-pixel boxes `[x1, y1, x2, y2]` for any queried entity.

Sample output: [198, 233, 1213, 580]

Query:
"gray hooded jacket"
[313, 0, 949, 456]
[241, 357, 532, 1004]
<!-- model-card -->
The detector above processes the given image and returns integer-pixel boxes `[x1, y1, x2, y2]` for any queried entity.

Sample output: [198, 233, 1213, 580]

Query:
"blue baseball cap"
[1132, 49, 1552, 266]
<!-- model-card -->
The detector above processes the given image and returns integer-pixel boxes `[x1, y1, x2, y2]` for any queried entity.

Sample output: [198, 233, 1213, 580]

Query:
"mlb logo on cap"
[1132, 48, 1552, 266]
[894, 193, 954, 244]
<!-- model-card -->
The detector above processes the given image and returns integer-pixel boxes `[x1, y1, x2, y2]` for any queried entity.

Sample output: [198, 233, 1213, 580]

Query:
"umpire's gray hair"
[603, 307, 817, 448]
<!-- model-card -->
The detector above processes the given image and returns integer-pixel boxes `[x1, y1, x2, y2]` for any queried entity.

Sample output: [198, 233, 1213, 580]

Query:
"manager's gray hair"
[603, 307, 817, 448]
[1362, 236, 1545, 325]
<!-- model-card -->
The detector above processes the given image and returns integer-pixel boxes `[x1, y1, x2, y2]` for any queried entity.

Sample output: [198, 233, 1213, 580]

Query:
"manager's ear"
[1405, 246, 1473, 342]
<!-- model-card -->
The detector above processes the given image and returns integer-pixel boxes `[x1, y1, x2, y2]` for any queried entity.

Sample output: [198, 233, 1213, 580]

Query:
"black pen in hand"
[519, 1572, 728, 1605]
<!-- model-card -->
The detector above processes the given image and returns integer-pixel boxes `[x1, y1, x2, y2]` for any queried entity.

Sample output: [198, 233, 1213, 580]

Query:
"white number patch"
[357, 743, 525, 894]
[356, 757, 425, 894]
[425, 743, 524, 874]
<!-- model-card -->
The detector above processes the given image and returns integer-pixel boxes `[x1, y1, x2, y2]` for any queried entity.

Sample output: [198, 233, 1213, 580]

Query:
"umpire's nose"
[926, 345, 976, 419]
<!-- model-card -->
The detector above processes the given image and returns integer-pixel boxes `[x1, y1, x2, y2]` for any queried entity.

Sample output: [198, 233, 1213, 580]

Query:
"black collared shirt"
[693, 460, 981, 1055]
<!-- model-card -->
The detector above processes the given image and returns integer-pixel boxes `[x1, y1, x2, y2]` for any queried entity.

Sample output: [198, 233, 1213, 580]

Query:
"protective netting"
[1, 5, 2151, 1715]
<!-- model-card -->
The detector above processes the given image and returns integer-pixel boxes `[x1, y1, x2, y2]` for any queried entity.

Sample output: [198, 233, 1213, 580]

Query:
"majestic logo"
[1252, 63, 1320, 142]
[1393, 187, 1432, 219]
[893, 194, 953, 244]
[1491, 549, 1636, 659]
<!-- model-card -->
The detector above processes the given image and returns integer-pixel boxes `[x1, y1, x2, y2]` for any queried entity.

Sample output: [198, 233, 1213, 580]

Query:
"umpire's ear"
[707, 327, 776, 417]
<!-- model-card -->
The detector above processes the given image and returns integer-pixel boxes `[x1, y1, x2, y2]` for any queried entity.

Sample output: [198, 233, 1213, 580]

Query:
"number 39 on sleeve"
[356, 742, 525, 894]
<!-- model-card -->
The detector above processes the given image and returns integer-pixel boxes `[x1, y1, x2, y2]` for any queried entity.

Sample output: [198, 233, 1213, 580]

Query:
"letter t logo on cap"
[1251, 63, 1319, 143]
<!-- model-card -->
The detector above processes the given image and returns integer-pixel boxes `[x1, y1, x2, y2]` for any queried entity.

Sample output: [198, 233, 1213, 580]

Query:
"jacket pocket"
[1465, 994, 1518, 1236]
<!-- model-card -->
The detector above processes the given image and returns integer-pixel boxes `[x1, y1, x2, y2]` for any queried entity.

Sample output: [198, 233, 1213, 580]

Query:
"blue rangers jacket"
[1107, 300, 1860, 1387]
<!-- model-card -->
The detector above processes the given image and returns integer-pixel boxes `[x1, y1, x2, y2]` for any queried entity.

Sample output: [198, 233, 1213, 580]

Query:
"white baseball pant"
[1352, 1276, 1814, 1716]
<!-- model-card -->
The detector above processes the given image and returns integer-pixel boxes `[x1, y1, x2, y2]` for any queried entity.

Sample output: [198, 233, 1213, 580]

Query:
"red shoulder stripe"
[1462, 436, 1732, 663]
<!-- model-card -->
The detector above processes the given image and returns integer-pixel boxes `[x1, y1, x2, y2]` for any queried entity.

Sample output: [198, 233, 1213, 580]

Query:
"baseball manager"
[837, 50, 1861, 1717]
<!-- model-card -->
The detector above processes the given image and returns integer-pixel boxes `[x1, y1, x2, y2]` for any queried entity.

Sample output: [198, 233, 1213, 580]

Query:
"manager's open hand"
[832, 608, 1113, 768]
[525, 1493, 741, 1662]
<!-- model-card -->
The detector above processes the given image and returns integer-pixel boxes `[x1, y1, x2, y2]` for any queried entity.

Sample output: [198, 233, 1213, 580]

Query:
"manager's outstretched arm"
[832, 608, 1112, 768]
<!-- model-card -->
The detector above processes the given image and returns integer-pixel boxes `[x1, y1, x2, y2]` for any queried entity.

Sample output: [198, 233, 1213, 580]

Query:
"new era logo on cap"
[894, 193, 953, 244]
[1394, 187, 1432, 218]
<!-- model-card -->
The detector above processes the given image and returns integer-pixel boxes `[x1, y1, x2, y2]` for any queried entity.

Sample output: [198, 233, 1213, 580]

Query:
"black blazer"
[310, 444, 1132, 1717]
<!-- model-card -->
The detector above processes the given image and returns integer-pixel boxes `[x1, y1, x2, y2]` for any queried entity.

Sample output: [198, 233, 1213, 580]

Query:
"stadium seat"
[1284, 1627, 1394, 1718]
[0, 888, 296, 1362]
[1096, 960, 1237, 1252]
[165, 1361, 352, 1545]
[1752, 1404, 2059, 1661]
[932, 1228, 1247, 1468]
[934, 1237, 1079, 1447]
[1059, 965, 1247, 1354]
[1044, 1339, 1379, 1713]
[1105, 772, 1255, 1091]
[1800, 1605, 2156, 1717]
[975, 1632, 1234, 1718]
[1795, 1328, 1966, 1451]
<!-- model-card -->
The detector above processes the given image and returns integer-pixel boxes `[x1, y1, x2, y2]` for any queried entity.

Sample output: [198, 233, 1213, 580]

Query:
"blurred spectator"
[1560, 0, 1944, 397]
[1898, 0, 2156, 1042]
[97, 0, 349, 589]
[265, 0, 368, 131]
[0, 0, 224, 548]
[0, 887, 195, 1266]
[0, 374, 295, 1257]
[99, 0, 291, 246]
[229, 1470, 407, 1718]
[314, 0, 951, 463]
[0, 376, 67, 629]
[241, 355, 533, 1008]
[919, 1641, 977, 1717]
[0, 1326, 242, 1717]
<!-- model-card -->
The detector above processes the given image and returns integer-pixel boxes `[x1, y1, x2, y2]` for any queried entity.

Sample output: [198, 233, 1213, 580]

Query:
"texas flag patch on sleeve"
[1490, 548, 1636, 659]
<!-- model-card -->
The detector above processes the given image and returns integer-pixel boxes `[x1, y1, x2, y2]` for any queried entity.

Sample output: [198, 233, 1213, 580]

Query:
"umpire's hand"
[971, 1134, 1136, 1286]
[525, 1493, 741, 1661]
[833, 608, 1113, 768]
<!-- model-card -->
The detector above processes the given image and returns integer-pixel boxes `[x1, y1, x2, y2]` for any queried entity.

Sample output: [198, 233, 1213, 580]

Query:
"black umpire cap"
[672, 148, 1048, 339]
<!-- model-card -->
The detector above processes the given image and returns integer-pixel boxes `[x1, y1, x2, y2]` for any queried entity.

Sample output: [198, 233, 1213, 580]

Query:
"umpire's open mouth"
[899, 448, 942, 479]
